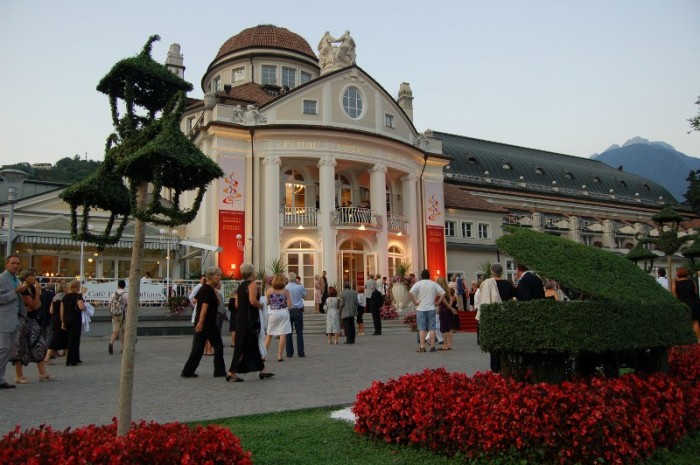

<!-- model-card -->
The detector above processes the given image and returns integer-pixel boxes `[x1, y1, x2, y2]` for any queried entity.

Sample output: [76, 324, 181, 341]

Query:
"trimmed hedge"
[478, 227, 696, 382]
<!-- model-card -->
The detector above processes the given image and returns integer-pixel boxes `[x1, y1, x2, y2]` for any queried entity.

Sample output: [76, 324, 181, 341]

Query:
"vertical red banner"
[218, 156, 246, 277]
[219, 211, 245, 278]
[423, 179, 446, 278]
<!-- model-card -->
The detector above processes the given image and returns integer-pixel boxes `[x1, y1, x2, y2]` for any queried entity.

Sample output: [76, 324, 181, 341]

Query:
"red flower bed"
[0, 419, 252, 465]
[354, 344, 700, 465]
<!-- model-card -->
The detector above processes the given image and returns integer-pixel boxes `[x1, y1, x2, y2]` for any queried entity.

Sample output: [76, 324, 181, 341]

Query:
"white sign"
[83, 281, 167, 303]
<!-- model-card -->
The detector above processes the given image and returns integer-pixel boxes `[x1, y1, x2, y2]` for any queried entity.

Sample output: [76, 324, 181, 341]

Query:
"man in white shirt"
[656, 268, 669, 290]
[408, 269, 445, 353]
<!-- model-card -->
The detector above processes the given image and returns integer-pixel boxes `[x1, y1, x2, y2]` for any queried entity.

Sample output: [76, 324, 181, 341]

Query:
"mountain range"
[591, 137, 700, 202]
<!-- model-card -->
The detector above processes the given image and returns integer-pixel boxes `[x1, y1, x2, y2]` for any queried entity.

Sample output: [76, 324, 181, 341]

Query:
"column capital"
[401, 173, 419, 183]
[370, 163, 387, 174]
[263, 155, 282, 166]
[318, 155, 337, 168]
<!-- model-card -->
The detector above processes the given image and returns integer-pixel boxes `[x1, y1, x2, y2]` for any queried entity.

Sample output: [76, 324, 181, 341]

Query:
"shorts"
[111, 314, 124, 333]
[416, 310, 436, 331]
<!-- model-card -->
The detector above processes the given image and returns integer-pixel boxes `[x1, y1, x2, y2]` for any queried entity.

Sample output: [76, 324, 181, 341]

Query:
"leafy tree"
[685, 170, 700, 214]
[690, 96, 700, 132]
[61, 36, 222, 436]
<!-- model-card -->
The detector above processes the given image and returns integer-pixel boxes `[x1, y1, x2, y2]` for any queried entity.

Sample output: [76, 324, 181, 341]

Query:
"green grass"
[197, 407, 700, 465]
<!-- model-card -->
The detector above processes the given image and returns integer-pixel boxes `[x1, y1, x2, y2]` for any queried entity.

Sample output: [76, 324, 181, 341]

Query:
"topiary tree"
[61, 36, 223, 436]
[479, 226, 695, 383]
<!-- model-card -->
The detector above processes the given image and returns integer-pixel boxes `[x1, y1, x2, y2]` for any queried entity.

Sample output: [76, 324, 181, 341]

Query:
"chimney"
[397, 82, 414, 122]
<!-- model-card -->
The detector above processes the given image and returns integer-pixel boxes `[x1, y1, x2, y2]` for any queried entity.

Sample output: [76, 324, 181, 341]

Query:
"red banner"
[426, 225, 446, 278]
[218, 210, 245, 278]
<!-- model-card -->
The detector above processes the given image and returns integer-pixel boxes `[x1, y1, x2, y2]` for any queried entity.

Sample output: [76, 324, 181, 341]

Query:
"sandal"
[14, 377, 29, 384]
[416, 347, 426, 353]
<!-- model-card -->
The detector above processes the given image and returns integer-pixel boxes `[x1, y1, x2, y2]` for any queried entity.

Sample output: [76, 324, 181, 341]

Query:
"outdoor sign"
[82, 281, 167, 304]
[218, 156, 246, 277]
[423, 179, 446, 278]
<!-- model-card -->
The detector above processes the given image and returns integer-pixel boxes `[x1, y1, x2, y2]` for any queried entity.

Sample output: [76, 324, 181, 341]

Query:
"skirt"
[266, 308, 292, 336]
[326, 308, 341, 334]
[11, 316, 47, 365]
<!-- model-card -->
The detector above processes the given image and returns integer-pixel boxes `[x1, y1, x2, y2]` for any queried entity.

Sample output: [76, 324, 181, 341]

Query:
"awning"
[14, 235, 169, 250]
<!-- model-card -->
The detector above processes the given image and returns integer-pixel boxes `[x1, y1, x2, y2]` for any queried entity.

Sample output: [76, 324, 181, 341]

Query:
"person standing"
[108, 280, 128, 355]
[364, 274, 376, 319]
[313, 274, 322, 314]
[285, 272, 307, 358]
[180, 267, 227, 378]
[456, 274, 466, 311]
[264, 273, 292, 361]
[369, 284, 384, 335]
[38, 280, 54, 348]
[325, 287, 341, 344]
[43, 282, 68, 364]
[339, 282, 358, 344]
[672, 267, 700, 342]
[320, 270, 329, 314]
[60, 280, 86, 366]
[656, 269, 669, 290]
[475, 263, 515, 373]
[515, 264, 545, 301]
[0, 255, 23, 389]
[408, 269, 445, 352]
[227, 263, 273, 382]
[356, 286, 366, 336]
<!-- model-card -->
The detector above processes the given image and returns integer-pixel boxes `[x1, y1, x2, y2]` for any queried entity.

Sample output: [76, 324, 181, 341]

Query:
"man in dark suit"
[515, 264, 545, 301]
[0, 255, 22, 389]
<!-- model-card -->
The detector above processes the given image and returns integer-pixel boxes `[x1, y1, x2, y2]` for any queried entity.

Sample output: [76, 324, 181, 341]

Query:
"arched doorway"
[338, 239, 370, 290]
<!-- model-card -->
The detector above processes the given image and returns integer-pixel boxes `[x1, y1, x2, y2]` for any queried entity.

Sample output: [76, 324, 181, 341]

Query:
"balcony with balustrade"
[282, 207, 318, 228]
[387, 214, 408, 235]
[331, 207, 382, 231]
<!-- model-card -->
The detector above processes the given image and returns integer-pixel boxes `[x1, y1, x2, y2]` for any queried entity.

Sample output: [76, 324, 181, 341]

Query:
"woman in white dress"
[264, 273, 292, 362]
[325, 287, 341, 344]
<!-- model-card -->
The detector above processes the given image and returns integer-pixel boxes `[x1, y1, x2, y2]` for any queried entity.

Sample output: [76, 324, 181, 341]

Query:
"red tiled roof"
[215, 25, 316, 61]
[444, 183, 508, 213]
[219, 82, 276, 107]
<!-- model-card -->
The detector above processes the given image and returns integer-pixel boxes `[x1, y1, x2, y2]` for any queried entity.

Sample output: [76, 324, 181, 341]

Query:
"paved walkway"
[1, 331, 489, 435]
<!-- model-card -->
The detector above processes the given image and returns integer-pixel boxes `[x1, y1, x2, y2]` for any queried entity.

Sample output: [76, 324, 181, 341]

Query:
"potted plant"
[391, 261, 412, 311]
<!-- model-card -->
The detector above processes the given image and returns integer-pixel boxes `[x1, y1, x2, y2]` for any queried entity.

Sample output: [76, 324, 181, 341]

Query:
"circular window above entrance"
[342, 86, 363, 119]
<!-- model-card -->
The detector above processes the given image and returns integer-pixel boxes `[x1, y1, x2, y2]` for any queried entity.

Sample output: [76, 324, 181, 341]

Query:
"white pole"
[6, 188, 16, 257]
[79, 242, 84, 283]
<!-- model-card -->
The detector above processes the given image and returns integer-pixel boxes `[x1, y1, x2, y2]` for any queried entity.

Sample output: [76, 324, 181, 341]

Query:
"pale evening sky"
[1, 0, 699, 165]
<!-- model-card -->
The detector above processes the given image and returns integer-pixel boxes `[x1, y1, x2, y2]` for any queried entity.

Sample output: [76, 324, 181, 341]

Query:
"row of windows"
[209, 65, 314, 93]
[444, 221, 490, 239]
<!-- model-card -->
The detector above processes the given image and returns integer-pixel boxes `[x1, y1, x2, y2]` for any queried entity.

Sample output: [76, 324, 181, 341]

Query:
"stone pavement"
[1, 331, 489, 435]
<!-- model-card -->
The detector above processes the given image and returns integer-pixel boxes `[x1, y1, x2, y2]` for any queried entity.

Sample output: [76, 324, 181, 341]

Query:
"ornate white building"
[1, 24, 690, 300]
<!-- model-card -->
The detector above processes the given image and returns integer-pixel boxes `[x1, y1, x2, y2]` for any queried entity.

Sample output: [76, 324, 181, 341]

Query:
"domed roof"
[214, 25, 317, 61]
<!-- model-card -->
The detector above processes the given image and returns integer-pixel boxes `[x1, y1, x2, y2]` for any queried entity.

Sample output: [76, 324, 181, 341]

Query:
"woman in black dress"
[44, 282, 68, 363]
[226, 263, 274, 382]
[672, 267, 700, 342]
[61, 280, 86, 366]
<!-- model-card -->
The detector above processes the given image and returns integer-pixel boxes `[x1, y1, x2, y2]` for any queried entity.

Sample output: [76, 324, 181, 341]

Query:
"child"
[325, 287, 341, 344]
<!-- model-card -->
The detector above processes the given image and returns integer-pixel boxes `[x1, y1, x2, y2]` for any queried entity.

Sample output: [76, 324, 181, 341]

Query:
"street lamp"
[1, 169, 29, 257]
[79, 224, 94, 283]
[160, 229, 180, 297]
[236, 233, 252, 252]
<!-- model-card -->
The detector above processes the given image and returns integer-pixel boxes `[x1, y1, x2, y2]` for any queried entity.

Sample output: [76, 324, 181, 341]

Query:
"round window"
[342, 86, 363, 118]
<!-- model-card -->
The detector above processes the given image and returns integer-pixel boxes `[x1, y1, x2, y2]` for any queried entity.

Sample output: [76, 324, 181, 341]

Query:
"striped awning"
[14, 235, 171, 250]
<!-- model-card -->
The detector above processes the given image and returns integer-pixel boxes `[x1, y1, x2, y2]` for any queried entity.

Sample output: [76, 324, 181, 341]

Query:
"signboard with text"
[423, 179, 446, 278]
[218, 156, 246, 276]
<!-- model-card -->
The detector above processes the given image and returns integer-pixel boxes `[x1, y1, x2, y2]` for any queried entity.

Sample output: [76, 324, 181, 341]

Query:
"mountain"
[591, 138, 700, 202]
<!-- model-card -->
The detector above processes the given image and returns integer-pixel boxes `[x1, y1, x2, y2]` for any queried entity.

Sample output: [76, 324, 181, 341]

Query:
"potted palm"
[391, 261, 412, 311]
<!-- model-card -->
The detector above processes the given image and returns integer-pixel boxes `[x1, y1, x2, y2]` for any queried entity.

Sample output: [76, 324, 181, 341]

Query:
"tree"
[60, 36, 222, 436]
[690, 96, 700, 132]
[685, 170, 700, 214]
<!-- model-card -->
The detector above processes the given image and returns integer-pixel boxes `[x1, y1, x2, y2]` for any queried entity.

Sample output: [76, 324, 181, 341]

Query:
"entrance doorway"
[338, 239, 370, 290]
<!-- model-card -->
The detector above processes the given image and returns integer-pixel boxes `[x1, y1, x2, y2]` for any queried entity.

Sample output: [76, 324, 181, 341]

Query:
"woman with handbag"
[11, 269, 54, 382]
[226, 263, 274, 382]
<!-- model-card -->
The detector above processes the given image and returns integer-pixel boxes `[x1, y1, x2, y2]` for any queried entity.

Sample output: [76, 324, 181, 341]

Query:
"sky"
[1, 0, 699, 165]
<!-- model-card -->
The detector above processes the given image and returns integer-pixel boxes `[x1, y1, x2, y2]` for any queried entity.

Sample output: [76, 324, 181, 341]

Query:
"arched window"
[284, 170, 306, 208]
[467, 156, 479, 165]
[388, 245, 404, 278]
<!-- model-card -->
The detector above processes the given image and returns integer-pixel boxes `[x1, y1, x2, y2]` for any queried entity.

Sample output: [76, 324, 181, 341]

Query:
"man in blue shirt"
[285, 272, 307, 357]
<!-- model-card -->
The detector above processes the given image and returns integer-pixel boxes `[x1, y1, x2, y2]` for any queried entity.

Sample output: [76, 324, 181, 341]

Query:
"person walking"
[0, 255, 23, 389]
[227, 263, 273, 382]
[180, 267, 227, 378]
[339, 282, 358, 344]
[369, 284, 384, 335]
[409, 269, 445, 353]
[285, 272, 307, 358]
[108, 280, 128, 355]
[43, 282, 68, 364]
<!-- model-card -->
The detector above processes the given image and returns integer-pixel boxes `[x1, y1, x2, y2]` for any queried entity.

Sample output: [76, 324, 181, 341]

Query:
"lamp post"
[1, 169, 29, 257]
[160, 229, 180, 298]
[79, 224, 94, 283]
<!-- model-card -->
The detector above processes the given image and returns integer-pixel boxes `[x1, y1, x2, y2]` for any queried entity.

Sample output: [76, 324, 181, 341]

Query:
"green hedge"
[479, 300, 694, 354]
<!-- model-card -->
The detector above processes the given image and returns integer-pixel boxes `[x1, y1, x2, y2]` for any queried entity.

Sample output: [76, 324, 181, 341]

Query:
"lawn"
[200, 407, 700, 465]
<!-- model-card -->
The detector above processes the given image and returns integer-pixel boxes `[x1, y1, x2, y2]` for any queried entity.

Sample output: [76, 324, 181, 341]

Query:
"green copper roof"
[435, 131, 675, 206]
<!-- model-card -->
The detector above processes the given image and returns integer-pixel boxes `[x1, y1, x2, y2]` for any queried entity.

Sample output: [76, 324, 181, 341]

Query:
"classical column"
[263, 155, 281, 266]
[401, 174, 420, 271]
[370, 163, 389, 278]
[318, 156, 338, 284]
[568, 216, 581, 243]
[603, 219, 616, 249]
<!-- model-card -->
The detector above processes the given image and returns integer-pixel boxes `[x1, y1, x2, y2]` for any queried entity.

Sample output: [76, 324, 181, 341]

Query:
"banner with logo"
[218, 156, 246, 277]
[424, 179, 446, 278]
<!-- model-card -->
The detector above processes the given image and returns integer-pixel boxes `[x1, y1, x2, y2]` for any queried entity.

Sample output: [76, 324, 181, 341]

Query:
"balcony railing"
[283, 207, 318, 227]
[388, 214, 408, 235]
[331, 207, 382, 230]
